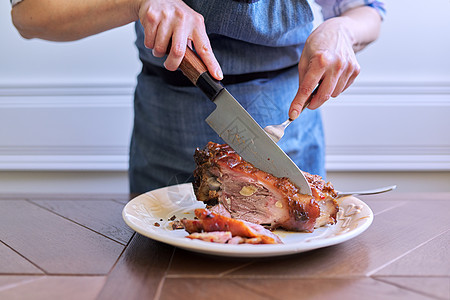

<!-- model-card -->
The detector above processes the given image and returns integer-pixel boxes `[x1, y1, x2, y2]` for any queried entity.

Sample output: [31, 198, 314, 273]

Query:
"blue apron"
[130, 0, 325, 193]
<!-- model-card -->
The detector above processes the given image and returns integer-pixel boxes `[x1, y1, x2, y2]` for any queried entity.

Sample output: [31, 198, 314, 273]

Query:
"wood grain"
[359, 193, 450, 202]
[0, 242, 43, 274]
[112, 194, 136, 205]
[361, 199, 406, 216]
[0, 275, 105, 300]
[1, 192, 449, 299]
[97, 234, 174, 300]
[0, 200, 124, 274]
[160, 278, 432, 300]
[373, 229, 450, 276]
[31, 199, 134, 244]
[160, 278, 272, 300]
[374, 277, 450, 300]
[166, 248, 256, 277]
[179, 47, 208, 84]
[0, 276, 43, 292]
[0, 194, 129, 201]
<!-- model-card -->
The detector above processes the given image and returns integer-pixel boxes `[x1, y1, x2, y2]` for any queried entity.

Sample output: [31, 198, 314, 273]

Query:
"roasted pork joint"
[193, 142, 339, 232]
[182, 208, 282, 244]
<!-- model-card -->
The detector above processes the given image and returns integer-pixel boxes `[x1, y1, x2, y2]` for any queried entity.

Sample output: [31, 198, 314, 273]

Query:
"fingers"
[139, 1, 222, 79]
[341, 62, 360, 93]
[289, 53, 325, 119]
[331, 59, 360, 97]
[152, 17, 172, 58]
[164, 28, 186, 71]
[289, 70, 322, 120]
[306, 55, 344, 110]
[192, 30, 223, 80]
[290, 52, 360, 120]
[142, 8, 159, 51]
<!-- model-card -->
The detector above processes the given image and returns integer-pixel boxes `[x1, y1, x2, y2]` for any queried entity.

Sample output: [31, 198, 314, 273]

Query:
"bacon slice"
[182, 208, 282, 244]
[186, 231, 233, 243]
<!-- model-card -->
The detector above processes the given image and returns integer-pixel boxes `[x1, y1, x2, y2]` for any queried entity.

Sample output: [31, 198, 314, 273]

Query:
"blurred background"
[1, 1, 449, 194]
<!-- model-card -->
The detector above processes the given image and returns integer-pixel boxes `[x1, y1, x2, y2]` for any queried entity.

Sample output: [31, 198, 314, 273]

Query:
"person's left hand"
[289, 17, 360, 120]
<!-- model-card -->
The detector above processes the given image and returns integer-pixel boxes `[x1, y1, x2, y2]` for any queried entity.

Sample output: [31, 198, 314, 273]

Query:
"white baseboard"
[0, 155, 128, 171]
[322, 81, 450, 171]
[0, 82, 133, 171]
[326, 155, 450, 171]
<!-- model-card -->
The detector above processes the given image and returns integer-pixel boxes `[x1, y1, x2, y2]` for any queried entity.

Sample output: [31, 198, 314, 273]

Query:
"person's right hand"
[137, 0, 223, 80]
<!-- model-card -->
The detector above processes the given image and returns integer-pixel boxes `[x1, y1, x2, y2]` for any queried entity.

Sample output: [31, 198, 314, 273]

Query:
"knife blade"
[178, 47, 312, 196]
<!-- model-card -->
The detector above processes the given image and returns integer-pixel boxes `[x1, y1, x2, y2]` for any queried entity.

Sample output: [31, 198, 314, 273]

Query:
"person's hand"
[289, 17, 360, 120]
[137, 0, 223, 80]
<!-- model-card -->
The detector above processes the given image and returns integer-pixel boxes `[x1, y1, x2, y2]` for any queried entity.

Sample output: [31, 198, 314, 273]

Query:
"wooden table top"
[1, 191, 449, 300]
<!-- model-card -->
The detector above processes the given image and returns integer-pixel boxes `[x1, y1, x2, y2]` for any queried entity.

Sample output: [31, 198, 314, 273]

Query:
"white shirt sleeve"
[314, 0, 386, 20]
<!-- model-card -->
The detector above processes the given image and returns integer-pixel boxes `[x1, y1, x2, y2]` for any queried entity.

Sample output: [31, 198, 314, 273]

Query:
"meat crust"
[182, 208, 283, 244]
[193, 142, 339, 232]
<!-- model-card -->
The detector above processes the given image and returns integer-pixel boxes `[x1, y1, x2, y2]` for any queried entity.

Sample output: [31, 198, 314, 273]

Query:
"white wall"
[1, 1, 449, 194]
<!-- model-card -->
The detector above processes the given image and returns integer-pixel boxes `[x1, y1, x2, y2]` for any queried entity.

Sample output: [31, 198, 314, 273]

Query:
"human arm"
[288, 5, 382, 120]
[10, 0, 223, 79]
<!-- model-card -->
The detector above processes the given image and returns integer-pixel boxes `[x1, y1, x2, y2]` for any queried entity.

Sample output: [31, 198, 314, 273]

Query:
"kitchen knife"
[178, 47, 312, 196]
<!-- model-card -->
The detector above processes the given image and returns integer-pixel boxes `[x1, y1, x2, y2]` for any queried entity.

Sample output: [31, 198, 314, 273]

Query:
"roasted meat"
[186, 231, 233, 244]
[182, 208, 282, 244]
[193, 142, 339, 232]
[304, 172, 339, 228]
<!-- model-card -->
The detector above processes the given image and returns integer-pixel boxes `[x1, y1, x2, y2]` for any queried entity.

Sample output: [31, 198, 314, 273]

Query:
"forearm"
[11, 0, 140, 41]
[338, 5, 382, 52]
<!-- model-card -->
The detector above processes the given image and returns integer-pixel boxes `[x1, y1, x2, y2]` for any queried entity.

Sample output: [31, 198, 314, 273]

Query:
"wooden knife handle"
[173, 45, 223, 101]
[178, 47, 208, 85]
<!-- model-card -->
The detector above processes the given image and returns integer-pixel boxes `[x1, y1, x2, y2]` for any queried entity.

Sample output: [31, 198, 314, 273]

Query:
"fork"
[336, 185, 397, 198]
[264, 86, 317, 143]
[264, 118, 294, 143]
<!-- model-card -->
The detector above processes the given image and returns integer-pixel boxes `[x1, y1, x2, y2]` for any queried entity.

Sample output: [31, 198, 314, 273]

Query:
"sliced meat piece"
[193, 142, 338, 232]
[182, 208, 282, 244]
[208, 203, 231, 218]
[186, 231, 232, 243]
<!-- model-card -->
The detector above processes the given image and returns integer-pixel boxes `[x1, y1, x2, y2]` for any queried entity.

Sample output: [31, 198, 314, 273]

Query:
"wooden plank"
[165, 248, 257, 277]
[0, 242, 43, 274]
[0, 275, 105, 300]
[374, 277, 450, 300]
[373, 230, 450, 276]
[361, 200, 406, 216]
[112, 194, 137, 205]
[0, 275, 43, 292]
[0, 194, 127, 201]
[359, 193, 450, 202]
[31, 199, 134, 244]
[165, 199, 450, 279]
[160, 278, 271, 300]
[0, 200, 124, 275]
[97, 234, 174, 300]
[0, 195, 28, 201]
[160, 278, 431, 300]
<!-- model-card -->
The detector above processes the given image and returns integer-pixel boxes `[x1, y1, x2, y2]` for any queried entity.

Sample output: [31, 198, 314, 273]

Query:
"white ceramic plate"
[122, 183, 373, 257]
